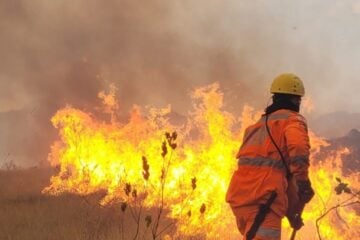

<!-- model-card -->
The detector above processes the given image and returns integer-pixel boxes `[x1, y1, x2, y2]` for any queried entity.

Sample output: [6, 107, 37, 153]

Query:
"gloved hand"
[297, 180, 315, 203]
[288, 214, 304, 230]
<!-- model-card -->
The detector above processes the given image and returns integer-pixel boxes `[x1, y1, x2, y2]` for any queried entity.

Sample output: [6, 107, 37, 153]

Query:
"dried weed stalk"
[119, 131, 197, 240]
[316, 177, 360, 240]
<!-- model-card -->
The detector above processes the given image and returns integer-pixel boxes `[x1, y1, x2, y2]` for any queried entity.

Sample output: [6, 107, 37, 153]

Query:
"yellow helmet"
[270, 73, 305, 96]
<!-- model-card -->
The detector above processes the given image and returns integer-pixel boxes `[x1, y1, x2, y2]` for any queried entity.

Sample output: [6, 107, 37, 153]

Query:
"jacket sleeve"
[284, 114, 311, 181]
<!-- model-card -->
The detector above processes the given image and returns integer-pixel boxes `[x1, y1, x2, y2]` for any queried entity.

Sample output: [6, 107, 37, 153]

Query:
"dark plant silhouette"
[316, 177, 360, 240]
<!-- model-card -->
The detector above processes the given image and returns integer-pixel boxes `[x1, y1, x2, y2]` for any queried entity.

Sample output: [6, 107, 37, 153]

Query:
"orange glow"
[43, 83, 359, 239]
[301, 96, 315, 114]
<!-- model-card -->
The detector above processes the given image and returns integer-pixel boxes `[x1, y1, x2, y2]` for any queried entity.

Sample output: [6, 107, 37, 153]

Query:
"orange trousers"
[232, 205, 281, 240]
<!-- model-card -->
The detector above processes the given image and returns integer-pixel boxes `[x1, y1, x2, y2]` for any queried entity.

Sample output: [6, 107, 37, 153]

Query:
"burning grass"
[0, 168, 182, 240]
[2, 83, 360, 239]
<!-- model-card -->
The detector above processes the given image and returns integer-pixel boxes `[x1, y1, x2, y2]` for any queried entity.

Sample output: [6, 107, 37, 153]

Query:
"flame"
[43, 83, 360, 239]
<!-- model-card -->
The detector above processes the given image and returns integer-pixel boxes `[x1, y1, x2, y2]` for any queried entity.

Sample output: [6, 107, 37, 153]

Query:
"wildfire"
[43, 83, 360, 239]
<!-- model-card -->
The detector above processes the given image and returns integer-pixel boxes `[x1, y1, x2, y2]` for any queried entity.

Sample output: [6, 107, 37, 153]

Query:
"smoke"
[1, 0, 360, 165]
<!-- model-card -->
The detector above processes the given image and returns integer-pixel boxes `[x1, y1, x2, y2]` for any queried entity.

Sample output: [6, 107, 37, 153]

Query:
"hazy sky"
[1, 0, 360, 113]
[1, 0, 360, 165]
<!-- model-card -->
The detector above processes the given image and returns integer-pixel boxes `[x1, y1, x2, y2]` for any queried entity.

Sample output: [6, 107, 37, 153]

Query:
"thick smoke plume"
[1, 0, 360, 165]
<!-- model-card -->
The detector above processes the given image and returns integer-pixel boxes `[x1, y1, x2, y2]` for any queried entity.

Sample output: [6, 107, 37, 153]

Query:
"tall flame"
[43, 83, 359, 239]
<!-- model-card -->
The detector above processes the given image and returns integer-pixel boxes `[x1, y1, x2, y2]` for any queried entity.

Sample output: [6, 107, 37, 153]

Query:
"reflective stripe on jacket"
[226, 109, 310, 217]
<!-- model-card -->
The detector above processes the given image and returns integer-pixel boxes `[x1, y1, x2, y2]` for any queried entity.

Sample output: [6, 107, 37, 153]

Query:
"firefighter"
[226, 73, 315, 240]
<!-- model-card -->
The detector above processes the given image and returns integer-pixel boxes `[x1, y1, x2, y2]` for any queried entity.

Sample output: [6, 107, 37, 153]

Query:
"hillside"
[314, 128, 360, 175]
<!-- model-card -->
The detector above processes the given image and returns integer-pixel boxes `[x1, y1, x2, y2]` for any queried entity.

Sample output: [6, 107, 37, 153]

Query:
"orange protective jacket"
[226, 109, 311, 217]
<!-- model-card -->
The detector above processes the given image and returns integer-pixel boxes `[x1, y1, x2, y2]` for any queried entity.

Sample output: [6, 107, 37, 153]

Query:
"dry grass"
[0, 168, 177, 240]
